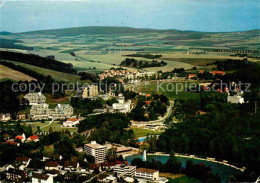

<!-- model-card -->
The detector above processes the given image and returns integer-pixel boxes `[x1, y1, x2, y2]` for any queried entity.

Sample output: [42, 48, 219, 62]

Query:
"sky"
[0, 0, 259, 33]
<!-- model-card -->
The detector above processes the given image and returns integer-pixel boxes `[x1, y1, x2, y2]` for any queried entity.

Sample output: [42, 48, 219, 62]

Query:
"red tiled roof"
[15, 136, 23, 140]
[5, 141, 18, 145]
[188, 74, 197, 79]
[45, 161, 59, 167]
[145, 94, 151, 97]
[67, 118, 79, 122]
[29, 135, 39, 140]
[15, 157, 30, 162]
[210, 71, 225, 75]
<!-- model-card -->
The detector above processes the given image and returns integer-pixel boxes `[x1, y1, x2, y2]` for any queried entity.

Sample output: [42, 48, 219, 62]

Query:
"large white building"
[84, 141, 107, 163]
[112, 164, 136, 177]
[135, 168, 159, 180]
[111, 93, 131, 113]
[24, 92, 46, 105]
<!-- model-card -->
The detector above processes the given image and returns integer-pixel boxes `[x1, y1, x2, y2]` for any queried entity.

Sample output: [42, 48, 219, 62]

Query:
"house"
[15, 157, 31, 168]
[188, 74, 197, 79]
[17, 113, 26, 120]
[227, 92, 245, 104]
[89, 163, 101, 173]
[63, 118, 80, 128]
[112, 164, 136, 177]
[210, 71, 225, 76]
[64, 161, 79, 171]
[135, 168, 159, 180]
[27, 135, 39, 142]
[103, 175, 117, 182]
[32, 173, 53, 183]
[0, 113, 11, 121]
[84, 141, 107, 163]
[24, 92, 46, 105]
[45, 161, 59, 171]
[15, 133, 26, 143]
[6, 168, 27, 182]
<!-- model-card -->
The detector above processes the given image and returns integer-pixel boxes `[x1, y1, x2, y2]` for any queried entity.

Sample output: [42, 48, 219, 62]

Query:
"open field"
[137, 80, 200, 100]
[130, 127, 162, 138]
[27, 121, 77, 133]
[0, 64, 37, 81]
[1, 27, 259, 73]
[3, 60, 91, 83]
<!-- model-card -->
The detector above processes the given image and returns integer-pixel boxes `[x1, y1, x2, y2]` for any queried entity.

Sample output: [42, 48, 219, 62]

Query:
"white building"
[112, 164, 136, 177]
[84, 141, 107, 163]
[0, 113, 11, 121]
[112, 93, 131, 113]
[63, 118, 80, 127]
[135, 168, 159, 180]
[227, 92, 245, 104]
[24, 92, 46, 105]
[30, 104, 49, 120]
[32, 173, 53, 183]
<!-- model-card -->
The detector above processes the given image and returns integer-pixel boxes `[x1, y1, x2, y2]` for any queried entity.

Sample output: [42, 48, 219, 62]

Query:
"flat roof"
[136, 168, 158, 173]
[85, 143, 106, 149]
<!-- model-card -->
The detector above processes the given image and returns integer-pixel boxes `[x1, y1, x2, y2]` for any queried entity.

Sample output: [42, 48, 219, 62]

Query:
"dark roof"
[89, 163, 99, 170]
[32, 173, 49, 180]
[64, 161, 78, 168]
[15, 157, 30, 163]
[136, 168, 158, 173]
[45, 161, 59, 167]
[7, 168, 25, 175]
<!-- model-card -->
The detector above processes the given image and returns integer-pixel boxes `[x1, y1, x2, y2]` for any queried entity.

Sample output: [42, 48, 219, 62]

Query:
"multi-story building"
[112, 164, 136, 177]
[84, 141, 107, 163]
[30, 104, 73, 120]
[81, 85, 98, 98]
[135, 168, 159, 180]
[6, 168, 27, 182]
[24, 92, 46, 105]
[30, 104, 49, 120]
[48, 104, 73, 119]
[32, 173, 53, 183]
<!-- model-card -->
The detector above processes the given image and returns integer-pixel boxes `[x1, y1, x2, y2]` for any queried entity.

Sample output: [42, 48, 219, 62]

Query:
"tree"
[49, 126, 53, 134]
[43, 146, 54, 158]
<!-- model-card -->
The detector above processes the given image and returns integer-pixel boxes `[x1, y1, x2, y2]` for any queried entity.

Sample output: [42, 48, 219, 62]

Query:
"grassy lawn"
[168, 176, 202, 183]
[26, 121, 77, 133]
[131, 127, 162, 138]
[137, 81, 200, 100]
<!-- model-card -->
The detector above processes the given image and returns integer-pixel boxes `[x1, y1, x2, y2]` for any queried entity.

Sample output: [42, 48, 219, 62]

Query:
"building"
[80, 85, 98, 98]
[30, 104, 49, 120]
[48, 104, 73, 120]
[227, 92, 245, 104]
[6, 168, 27, 182]
[27, 135, 39, 142]
[24, 92, 46, 105]
[84, 141, 107, 163]
[0, 113, 11, 121]
[112, 164, 136, 177]
[32, 173, 53, 183]
[14, 157, 31, 169]
[63, 118, 80, 128]
[188, 74, 197, 79]
[64, 161, 79, 171]
[135, 168, 159, 180]
[15, 133, 26, 143]
[30, 104, 73, 120]
[210, 71, 225, 76]
[45, 161, 59, 171]
[111, 93, 131, 113]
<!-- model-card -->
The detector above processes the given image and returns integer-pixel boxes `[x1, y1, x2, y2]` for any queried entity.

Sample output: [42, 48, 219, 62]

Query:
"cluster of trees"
[131, 153, 220, 182]
[120, 58, 167, 68]
[78, 113, 137, 146]
[78, 72, 97, 82]
[130, 94, 169, 121]
[70, 97, 104, 116]
[124, 53, 162, 59]
[213, 58, 255, 71]
[0, 38, 33, 50]
[0, 51, 77, 74]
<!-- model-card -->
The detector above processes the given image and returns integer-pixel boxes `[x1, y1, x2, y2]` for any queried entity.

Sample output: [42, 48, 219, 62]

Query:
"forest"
[0, 51, 77, 74]
[120, 58, 167, 68]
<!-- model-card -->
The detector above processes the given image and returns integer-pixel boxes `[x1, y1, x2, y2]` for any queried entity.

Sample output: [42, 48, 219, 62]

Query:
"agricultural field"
[0, 64, 36, 82]
[136, 80, 201, 100]
[1, 27, 259, 74]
